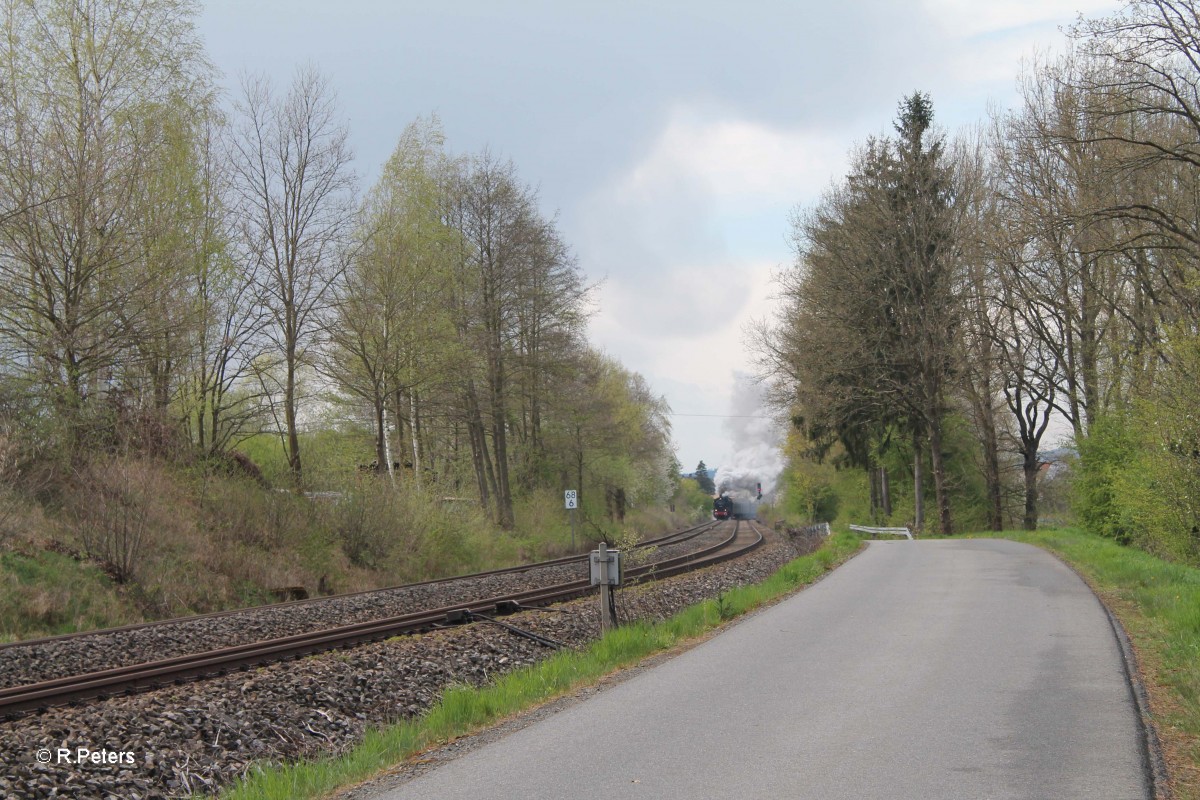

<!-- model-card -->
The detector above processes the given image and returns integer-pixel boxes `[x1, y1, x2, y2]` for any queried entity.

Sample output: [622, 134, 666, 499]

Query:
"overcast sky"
[198, 0, 1115, 473]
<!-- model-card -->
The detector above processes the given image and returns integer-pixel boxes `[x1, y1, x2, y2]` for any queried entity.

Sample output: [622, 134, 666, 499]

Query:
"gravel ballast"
[0, 529, 820, 800]
[0, 524, 730, 691]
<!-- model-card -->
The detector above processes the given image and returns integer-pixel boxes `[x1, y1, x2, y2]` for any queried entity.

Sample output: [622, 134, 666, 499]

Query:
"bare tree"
[999, 305, 1058, 531]
[988, 58, 1131, 439]
[183, 117, 269, 456]
[1072, 0, 1200, 261]
[985, 213, 1062, 529]
[231, 65, 356, 485]
[958, 214, 1008, 530]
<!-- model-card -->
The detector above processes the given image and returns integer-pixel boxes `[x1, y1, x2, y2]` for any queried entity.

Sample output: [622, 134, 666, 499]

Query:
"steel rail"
[0, 520, 721, 652]
[0, 521, 762, 718]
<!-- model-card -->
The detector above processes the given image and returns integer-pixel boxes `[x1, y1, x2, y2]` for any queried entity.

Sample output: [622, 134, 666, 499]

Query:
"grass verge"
[211, 532, 863, 800]
[966, 527, 1200, 799]
[0, 549, 141, 641]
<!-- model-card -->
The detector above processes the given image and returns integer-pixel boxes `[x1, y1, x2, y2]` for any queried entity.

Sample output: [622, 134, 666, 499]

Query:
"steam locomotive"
[712, 495, 734, 520]
[712, 489, 760, 521]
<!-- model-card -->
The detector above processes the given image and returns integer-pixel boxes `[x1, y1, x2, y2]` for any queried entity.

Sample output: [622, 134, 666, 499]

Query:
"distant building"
[1038, 448, 1076, 482]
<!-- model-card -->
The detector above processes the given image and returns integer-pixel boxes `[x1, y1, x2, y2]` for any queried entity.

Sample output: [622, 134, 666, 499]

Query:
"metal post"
[598, 541, 615, 631]
[570, 506, 577, 551]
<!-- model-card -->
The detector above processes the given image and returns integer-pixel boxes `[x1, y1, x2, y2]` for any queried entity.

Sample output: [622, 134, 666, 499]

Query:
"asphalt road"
[371, 539, 1151, 800]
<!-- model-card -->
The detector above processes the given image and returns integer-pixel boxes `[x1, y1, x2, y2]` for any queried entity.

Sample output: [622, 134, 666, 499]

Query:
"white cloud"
[573, 108, 847, 333]
[920, 0, 1118, 39]
[590, 260, 777, 389]
[621, 108, 848, 211]
[596, 263, 749, 336]
[588, 258, 781, 470]
[909, 0, 1122, 99]
[575, 110, 843, 469]
[936, 29, 1065, 88]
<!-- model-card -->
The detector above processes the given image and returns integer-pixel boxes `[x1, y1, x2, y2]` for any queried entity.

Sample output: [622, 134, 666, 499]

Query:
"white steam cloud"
[714, 372, 786, 499]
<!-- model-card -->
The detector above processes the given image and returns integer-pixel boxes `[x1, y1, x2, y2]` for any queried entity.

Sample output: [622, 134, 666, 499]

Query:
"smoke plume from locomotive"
[714, 373, 785, 500]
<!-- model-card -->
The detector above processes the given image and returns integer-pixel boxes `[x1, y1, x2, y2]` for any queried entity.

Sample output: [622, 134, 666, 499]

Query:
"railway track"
[0, 518, 719, 652]
[0, 519, 762, 718]
[0, 519, 728, 692]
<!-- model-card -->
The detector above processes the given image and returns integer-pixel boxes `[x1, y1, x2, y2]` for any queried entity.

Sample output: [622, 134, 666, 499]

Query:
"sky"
[197, 0, 1117, 473]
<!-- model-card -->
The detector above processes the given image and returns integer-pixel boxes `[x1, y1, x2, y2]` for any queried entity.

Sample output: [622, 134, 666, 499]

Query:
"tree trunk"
[374, 396, 387, 474]
[490, 401, 514, 528]
[382, 403, 396, 486]
[464, 381, 491, 512]
[1023, 450, 1040, 531]
[968, 370, 1004, 531]
[979, 410, 1004, 532]
[410, 389, 422, 489]
[928, 415, 953, 535]
[868, 463, 880, 522]
[913, 433, 925, 532]
[151, 351, 171, 411]
[209, 398, 221, 457]
[487, 334, 515, 528]
[576, 442, 585, 514]
[197, 376, 208, 453]
[285, 357, 302, 486]
[1078, 259, 1102, 433]
[881, 467, 892, 517]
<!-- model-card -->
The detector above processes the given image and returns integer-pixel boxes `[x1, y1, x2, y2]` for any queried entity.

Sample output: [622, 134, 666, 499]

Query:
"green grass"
[0, 549, 141, 641]
[211, 532, 863, 800]
[963, 527, 1200, 799]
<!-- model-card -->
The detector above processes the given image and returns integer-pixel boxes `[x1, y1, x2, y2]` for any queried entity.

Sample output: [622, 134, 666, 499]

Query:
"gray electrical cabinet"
[589, 548, 622, 586]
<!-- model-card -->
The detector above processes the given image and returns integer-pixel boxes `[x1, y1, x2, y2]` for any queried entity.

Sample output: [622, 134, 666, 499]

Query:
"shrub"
[0, 426, 24, 546]
[780, 458, 839, 524]
[674, 478, 712, 521]
[330, 481, 403, 569]
[511, 489, 575, 558]
[67, 457, 175, 583]
[1072, 332, 1200, 565]
[1073, 412, 1140, 544]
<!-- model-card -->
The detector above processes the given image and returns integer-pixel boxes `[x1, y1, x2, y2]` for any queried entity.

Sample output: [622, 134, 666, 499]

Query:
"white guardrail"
[848, 524, 913, 540]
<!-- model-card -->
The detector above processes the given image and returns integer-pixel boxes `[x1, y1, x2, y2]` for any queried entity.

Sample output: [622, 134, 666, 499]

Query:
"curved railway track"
[0, 518, 720, 652]
[0, 519, 729, 692]
[0, 519, 763, 718]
